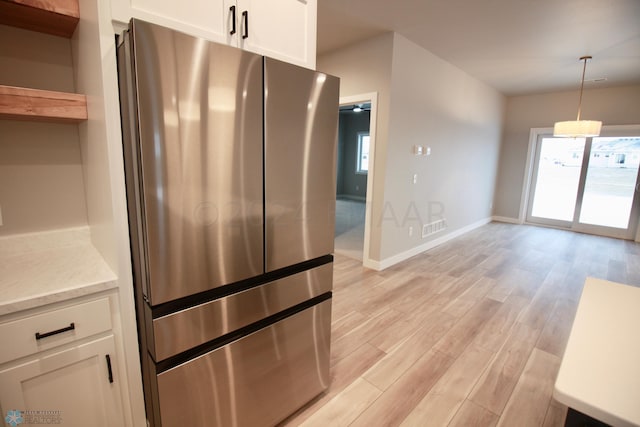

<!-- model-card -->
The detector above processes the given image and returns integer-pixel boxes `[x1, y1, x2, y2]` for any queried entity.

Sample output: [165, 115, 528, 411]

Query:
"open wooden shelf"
[0, 85, 87, 123]
[0, 0, 80, 38]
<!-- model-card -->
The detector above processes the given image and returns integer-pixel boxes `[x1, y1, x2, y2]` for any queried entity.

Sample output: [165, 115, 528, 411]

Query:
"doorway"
[526, 129, 640, 239]
[334, 93, 378, 263]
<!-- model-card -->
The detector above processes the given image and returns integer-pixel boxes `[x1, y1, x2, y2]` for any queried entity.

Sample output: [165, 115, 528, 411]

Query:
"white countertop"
[554, 277, 640, 427]
[0, 227, 117, 316]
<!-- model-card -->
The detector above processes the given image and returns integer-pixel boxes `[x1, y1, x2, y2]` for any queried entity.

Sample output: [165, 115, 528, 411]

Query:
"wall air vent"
[422, 219, 447, 238]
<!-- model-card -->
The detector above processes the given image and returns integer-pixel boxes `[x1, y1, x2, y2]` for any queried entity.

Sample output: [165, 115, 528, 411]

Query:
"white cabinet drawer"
[0, 298, 112, 364]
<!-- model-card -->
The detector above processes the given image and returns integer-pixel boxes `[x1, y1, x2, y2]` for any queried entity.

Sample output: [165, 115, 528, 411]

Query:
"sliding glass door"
[527, 131, 640, 239]
[529, 137, 586, 225]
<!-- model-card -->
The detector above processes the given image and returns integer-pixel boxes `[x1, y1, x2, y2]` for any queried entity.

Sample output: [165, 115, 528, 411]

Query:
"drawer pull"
[106, 354, 114, 383]
[35, 322, 75, 340]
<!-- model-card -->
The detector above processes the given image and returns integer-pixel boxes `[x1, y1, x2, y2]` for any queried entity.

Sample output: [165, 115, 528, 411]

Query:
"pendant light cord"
[553, 55, 601, 137]
[576, 56, 590, 121]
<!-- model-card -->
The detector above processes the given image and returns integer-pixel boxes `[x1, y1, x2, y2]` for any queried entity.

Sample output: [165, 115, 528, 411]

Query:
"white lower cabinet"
[0, 335, 124, 427]
[0, 295, 126, 427]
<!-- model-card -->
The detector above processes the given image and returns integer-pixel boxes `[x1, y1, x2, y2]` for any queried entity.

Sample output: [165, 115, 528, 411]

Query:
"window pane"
[579, 137, 640, 228]
[531, 137, 585, 221]
[357, 133, 370, 173]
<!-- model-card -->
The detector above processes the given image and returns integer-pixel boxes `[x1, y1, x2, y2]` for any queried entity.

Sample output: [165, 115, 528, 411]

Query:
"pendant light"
[553, 56, 602, 138]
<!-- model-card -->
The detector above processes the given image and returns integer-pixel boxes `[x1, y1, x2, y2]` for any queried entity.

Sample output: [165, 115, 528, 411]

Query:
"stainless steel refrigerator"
[117, 19, 339, 427]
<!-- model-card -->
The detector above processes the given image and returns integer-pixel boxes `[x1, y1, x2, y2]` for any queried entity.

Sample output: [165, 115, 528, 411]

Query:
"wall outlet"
[408, 226, 413, 237]
[413, 174, 417, 184]
[356, 185, 359, 191]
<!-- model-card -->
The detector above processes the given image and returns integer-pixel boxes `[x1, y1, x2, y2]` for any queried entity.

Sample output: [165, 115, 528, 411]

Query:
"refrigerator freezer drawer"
[149, 262, 333, 361]
[154, 299, 332, 427]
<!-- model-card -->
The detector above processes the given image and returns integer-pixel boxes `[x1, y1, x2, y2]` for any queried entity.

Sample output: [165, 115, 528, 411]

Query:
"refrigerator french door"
[117, 19, 339, 427]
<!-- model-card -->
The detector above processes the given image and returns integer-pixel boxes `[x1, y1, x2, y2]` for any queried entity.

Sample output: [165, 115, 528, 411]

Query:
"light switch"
[426, 147, 431, 156]
[413, 145, 423, 155]
[413, 174, 417, 184]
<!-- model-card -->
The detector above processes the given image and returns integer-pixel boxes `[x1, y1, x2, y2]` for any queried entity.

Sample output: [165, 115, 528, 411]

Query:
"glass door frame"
[526, 135, 585, 229]
[523, 125, 640, 240]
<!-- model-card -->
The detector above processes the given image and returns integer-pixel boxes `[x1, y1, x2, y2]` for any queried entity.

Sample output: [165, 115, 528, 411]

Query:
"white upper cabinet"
[111, 0, 228, 43]
[110, 0, 317, 69]
[234, 0, 316, 68]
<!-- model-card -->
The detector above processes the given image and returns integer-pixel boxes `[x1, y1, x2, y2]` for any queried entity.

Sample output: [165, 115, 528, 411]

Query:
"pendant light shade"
[553, 120, 602, 138]
[553, 56, 602, 138]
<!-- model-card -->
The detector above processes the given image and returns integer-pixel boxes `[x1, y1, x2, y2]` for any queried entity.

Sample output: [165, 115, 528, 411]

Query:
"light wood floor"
[281, 222, 640, 427]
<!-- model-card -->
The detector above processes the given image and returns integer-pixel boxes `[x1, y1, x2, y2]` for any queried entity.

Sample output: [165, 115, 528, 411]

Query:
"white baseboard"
[362, 258, 381, 270]
[364, 217, 492, 271]
[492, 216, 520, 224]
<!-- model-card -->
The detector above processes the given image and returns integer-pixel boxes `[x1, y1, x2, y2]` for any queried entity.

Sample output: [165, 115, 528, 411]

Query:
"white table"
[554, 277, 640, 427]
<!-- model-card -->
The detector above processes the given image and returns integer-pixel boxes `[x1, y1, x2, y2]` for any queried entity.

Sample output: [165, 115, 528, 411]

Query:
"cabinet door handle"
[229, 5, 236, 35]
[242, 10, 249, 39]
[106, 354, 114, 383]
[35, 322, 75, 340]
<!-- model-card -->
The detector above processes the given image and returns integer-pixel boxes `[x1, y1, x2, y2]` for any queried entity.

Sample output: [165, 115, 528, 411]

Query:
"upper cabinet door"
[111, 0, 317, 69]
[237, 0, 317, 69]
[111, 0, 228, 45]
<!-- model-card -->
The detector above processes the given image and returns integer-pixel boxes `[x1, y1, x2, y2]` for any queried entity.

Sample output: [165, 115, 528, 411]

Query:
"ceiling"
[339, 102, 372, 113]
[317, 0, 640, 95]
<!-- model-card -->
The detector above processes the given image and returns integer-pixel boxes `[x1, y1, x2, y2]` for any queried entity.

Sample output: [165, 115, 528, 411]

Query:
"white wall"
[0, 25, 87, 236]
[317, 33, 393, 260]
[494, 85, 640, 219]
[319, 33, 505, 266]
[381, 34, 504, 260]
